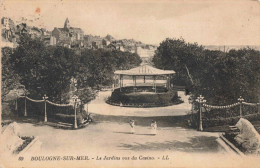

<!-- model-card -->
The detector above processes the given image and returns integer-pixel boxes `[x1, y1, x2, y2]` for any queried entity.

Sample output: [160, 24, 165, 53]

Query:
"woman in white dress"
[129, 120, 135, 134]
[151, 120, 157, 135]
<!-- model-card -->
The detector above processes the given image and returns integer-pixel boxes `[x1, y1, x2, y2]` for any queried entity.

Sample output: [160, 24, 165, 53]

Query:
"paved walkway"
[9, 120, 251, 168]
[87, 90, 192, 117]
[17, 122, 224, 155]
[3, 117, 259, 168]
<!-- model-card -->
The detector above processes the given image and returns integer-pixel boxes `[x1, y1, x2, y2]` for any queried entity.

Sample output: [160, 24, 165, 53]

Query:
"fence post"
[196, 95, 206, 131]
[238, 96, 244, 118]
[43, 94, 48, 122]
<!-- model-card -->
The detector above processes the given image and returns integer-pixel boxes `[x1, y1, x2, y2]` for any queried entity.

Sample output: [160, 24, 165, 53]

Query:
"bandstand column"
[153, 76, 157, 93]
[132, 75, 135, 92]
[167, 75, 170, 89]
[169, 75, 171, 89]
[134, 76, 137, 87]
[119, 74, 122, 92]
[122, 75, 124, 87]
[153, 76, 155, 89]
[113, 75, 115, 88]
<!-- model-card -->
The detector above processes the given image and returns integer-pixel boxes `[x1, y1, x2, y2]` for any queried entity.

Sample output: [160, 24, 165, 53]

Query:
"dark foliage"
[153, 38, 260, 105]
[1, 47, 21, 100]
[9, 35, 141, 104]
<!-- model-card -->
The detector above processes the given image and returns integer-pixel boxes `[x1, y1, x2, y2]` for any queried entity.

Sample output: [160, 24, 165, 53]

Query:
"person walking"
[151, 120, 157, 135]
[129, 120, 135, 134]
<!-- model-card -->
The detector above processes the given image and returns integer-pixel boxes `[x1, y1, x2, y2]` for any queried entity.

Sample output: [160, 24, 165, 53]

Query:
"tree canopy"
[1, 47, 21, 100]
[7, 35, 142, 104]
[153, 38, 260, 104]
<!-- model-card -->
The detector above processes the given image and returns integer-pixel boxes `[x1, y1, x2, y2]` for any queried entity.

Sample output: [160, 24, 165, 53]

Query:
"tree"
[153, 38, 205, 88]
[11, 35, 79, 103]
[1, 47, 21, 100]
[10, 35, 142, 104]
[153, 38, 260, 104]
[77, 48, 141, 88]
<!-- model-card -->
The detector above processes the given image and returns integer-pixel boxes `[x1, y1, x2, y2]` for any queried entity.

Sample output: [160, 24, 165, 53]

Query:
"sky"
[1, 0, 260, 45]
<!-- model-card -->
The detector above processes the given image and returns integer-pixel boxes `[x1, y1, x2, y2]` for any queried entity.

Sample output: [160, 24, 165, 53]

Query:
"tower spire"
[64, 18, 70, 29]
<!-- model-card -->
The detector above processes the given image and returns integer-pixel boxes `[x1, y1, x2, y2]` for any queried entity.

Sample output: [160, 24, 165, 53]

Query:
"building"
[83, 35, 104, 49]
[136, 46, 156, 58]
[52, 18, 84, 48]
[102, 39, 110, 46]
[29, 26, 43, 39]
[1, 17, 15, 30]
[1, 17, 15, 42]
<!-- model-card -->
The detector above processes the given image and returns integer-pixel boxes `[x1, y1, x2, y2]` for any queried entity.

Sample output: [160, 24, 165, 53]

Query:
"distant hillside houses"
[1, 17, 157, 57]
[1, 17, 51, 48]
[136, 46, 156, 58]
[1, 17, 16, 48]
[52, 18, 84, 48]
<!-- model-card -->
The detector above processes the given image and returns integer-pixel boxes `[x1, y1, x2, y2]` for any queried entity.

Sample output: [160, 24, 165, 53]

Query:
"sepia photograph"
[0, 0, 260, 167]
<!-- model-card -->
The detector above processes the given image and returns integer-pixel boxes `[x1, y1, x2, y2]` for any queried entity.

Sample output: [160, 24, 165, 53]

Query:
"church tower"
[64, 18, 70, 29]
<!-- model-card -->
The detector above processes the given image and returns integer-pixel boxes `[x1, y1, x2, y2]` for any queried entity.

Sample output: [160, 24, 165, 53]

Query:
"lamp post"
[238, 96, 244, 118]
[43, 94, 48, 122]
[196, 95, 206, 131]
[23, 89, 28, 117]
[14, 89, 19, 115]
[188, 95, 194, 116]
[71, 78, 77, 89]
[72, 95, 80, 129]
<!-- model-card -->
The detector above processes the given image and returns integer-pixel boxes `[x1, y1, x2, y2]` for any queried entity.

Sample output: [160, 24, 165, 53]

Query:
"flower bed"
[107, 86, 183, 107]
[223, 132, 247, 153]
[13, 136, 35, 154]
[202, 113, 260, 128]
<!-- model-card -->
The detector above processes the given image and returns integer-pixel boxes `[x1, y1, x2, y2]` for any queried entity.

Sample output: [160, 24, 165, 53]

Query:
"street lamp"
[238, 96, 244, 117]
[14, 88, 19, 115]
[72, 95, 80, 129]
[188, 95, 194, 116]
[42, 94, 48, 122]
[23, 89, 28, 117]
[188, 96, 193, 104]
[196, 95, 206, 131]
[71, 78, 77, 91]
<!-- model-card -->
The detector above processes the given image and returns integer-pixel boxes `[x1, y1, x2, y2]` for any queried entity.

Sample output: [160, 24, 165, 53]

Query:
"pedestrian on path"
[129, 120, 135, 134]
[151, 120, 157, 135]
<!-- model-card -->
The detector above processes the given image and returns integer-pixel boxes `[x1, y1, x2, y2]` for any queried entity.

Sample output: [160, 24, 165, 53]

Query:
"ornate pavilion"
[114, 64, 175, 92]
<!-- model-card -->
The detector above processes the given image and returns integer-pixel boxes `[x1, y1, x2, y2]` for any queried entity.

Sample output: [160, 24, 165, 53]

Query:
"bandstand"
[108, 64, 180, 108]
[114, 64, 175, 92]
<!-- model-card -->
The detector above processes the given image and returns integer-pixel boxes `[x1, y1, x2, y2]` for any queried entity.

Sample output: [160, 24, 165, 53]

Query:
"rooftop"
[114, 64, 175, 76]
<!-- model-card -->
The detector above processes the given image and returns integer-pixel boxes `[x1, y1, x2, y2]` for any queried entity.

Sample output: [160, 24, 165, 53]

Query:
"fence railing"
[15, 95, 81, 129]
[195, 95, 260, 131]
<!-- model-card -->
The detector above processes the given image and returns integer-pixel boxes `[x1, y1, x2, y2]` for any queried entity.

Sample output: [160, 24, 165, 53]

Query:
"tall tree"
[153, 38, 260, 104]
[11, 35, 79, 102]
[1, 47, 21, 100]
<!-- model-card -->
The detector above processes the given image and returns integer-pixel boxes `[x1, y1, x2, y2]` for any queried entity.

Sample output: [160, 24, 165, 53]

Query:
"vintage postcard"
[0, 0, 260, 167]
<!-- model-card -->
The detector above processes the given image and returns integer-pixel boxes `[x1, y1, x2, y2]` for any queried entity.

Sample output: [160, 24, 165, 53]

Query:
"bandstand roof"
[114, 64, 175, 76]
